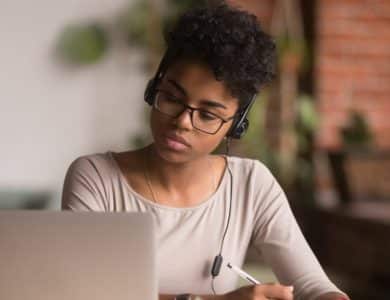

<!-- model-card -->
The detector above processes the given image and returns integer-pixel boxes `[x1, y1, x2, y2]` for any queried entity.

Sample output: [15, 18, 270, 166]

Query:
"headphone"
[144, 49, 257, 139]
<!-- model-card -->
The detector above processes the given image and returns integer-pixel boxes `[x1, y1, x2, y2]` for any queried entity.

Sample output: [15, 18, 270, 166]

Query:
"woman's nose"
[173, 108, 193, 130]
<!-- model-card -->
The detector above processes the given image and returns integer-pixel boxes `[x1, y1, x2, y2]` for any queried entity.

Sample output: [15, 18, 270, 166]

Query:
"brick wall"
[315, 0, 390, 150]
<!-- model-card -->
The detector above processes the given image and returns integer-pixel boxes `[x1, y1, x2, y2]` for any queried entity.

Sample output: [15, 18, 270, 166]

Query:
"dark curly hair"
[162, 3, 276, 108]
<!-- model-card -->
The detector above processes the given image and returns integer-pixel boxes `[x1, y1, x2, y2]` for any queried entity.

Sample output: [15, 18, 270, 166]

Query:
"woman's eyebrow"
[167, 79, 227, 110]
[198, 99, 227, 110]
[167, 79, 187, 96]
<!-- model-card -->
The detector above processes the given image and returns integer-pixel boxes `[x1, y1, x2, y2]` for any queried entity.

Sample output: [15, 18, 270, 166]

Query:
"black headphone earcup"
[228, 118, 249, 139]
[144, 79, 155, 105]
[227, 94, 256, 139]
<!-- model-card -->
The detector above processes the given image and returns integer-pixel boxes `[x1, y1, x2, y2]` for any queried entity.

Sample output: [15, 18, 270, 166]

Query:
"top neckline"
[106, 151, 231, 212]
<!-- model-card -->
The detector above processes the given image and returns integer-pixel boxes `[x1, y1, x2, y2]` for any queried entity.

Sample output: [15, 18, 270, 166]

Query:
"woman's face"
[150, 59, 239, 164]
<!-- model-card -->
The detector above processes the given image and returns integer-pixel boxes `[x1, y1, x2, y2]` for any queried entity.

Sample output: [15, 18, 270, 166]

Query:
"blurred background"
[0, 0, 389, 299]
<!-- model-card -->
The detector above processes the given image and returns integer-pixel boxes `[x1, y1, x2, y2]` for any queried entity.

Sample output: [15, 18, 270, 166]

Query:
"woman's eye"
[199, 111, 218, 121]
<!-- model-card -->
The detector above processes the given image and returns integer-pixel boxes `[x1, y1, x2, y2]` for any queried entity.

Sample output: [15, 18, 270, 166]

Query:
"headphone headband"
[144, 48, 177, 105]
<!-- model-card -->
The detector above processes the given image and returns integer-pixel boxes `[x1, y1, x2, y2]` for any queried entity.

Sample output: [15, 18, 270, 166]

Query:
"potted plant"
[327, 109, 373, 204]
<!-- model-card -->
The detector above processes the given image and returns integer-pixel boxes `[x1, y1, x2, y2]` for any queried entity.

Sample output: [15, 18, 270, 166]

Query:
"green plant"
[341, 110, 372, 150]
[56, 23, 108, 65]
[237, 92, 319, 196]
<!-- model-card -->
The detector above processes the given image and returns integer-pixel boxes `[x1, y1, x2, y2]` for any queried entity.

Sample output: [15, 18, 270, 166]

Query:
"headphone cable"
[211, 138, 233, 295]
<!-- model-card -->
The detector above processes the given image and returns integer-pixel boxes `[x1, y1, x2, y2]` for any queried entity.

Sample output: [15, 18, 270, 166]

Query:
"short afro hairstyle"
[162, 3, 276, 108]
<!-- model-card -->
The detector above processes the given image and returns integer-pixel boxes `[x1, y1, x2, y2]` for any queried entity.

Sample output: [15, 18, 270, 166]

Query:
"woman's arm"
[158, 285, 350, 300]
[250, 162, 350, 299]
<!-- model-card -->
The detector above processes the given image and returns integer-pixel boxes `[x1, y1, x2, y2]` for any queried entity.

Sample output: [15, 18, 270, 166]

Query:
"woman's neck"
[143, 144, 215, 196]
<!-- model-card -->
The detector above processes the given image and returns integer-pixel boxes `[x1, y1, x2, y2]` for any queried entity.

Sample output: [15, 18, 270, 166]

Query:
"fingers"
[255, 283, 294, 300]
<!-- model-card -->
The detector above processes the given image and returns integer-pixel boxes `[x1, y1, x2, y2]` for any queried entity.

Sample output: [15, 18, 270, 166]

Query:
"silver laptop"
[0, 211, 157, 300]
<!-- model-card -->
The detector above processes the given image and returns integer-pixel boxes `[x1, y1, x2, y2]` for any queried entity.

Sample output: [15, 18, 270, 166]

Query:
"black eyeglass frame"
[153, 89, 237, 135]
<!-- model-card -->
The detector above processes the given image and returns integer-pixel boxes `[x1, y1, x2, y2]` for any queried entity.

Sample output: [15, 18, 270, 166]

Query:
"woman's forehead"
[161, 60, 239, 107]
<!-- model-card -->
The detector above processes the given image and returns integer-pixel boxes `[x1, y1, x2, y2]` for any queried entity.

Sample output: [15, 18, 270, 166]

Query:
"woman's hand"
[221, 283, 294, 300]
[159, 284, 294, 300]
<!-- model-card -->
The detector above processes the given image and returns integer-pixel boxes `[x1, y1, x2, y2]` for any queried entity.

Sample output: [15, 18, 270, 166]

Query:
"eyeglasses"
[153, 90, 235, 135]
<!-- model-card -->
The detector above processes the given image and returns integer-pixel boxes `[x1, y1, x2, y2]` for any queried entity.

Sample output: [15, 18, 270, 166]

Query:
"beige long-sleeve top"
[61, 151, 347, 300]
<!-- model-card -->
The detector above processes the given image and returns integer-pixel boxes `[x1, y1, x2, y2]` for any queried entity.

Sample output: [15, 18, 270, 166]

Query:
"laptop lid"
[0, 211, 157, 300]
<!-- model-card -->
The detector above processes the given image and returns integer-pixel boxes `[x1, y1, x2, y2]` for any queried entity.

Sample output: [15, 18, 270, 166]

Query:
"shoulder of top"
[228, 156, 270, 172]
[227, 155, 274, 177]
[67, 151, 113, 174]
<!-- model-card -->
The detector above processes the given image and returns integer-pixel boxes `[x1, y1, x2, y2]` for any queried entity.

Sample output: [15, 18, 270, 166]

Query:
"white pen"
[227, 262, 261, 285]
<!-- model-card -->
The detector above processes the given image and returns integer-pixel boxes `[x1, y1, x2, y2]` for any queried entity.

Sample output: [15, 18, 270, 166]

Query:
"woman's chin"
[152, 144, 193, 164]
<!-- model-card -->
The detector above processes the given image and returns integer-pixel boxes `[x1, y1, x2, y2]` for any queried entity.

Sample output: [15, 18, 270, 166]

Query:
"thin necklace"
[143, 150, 216, 205]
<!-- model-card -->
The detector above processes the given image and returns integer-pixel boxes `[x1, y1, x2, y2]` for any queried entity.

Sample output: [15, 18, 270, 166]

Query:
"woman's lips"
[163, 135, 190, 151]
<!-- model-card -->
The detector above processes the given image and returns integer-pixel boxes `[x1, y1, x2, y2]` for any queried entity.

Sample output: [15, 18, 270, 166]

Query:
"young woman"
[62, 4, 350, 300]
